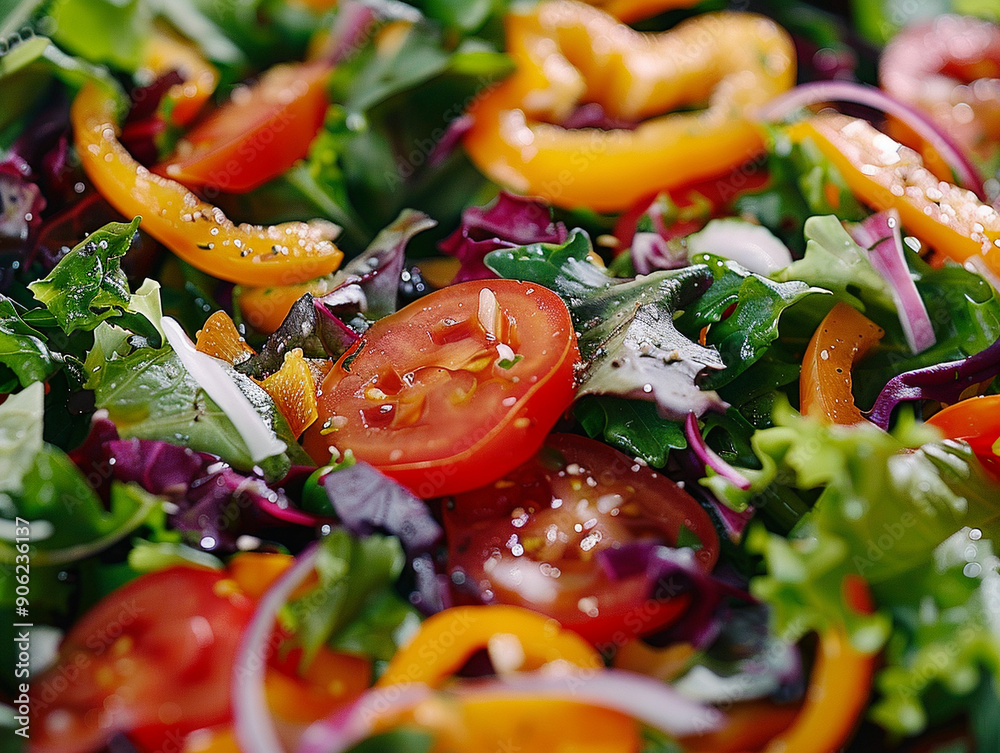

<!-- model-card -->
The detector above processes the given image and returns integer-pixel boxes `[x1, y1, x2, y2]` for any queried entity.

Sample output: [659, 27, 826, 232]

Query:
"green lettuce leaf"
[47, 0, 152, 71]
[871, 532, 1000, 736]
[676, 253, 821, 390]
[88, 345, 307, 478]
[703, 405, 1000, 650]
[487, 229, 727, 420]
[773, 214, 894, 318]
[0, 33, 124, 133]
[28, 218, 140, 335]
[0, 378, 169, 566]
[734, 127, 866, 254]
[0, 299, 58, 395]
[574, 396, 686, 468]
[0, 381, 44, 495]
[284, 528, 420, 667]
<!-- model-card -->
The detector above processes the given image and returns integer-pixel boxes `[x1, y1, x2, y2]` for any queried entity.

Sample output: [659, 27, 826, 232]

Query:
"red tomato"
[442, 433, 720, 644]
[155, 62, 331, 193]
[302, 280, 581, 497]
[29, 567, 254, 753]
[926, 394, 1000, 482]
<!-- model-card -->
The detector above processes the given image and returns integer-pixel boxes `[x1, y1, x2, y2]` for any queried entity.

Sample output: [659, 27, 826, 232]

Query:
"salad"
[2, 0, 1000, 751]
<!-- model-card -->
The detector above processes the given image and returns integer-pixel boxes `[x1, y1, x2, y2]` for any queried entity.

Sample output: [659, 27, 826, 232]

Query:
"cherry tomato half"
[926, 394, 1000, 482]
[156, 62, 331, 194]
[302, 280, 581, 497]
[29, 567, 254, 753]
[442, 433, 720, 644]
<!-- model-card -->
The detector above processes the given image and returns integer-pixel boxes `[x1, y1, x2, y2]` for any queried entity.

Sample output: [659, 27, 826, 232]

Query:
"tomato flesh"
[29, 567, 254, 753]
[156, 62, 331, 193]
[926, 394, 1000, 482]
[443, 433, 719, 644]
[302, 280, 581, 497]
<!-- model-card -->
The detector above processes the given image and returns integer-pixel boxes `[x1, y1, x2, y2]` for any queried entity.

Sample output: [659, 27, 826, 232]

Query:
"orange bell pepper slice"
[378, 605, 602, 688]
[372, 693, 641, 753]
[800, 301, 884, 425]
[749, 576, 876, 753]
[463, 0, 795, 212]
[374, 605, 637, 752]
[194, 311, 319, 436]
[143, 28, 219, 127]
[584, 0, 701, 23]
[788, 113, 1000, 282]
[71, 82, 344, 287]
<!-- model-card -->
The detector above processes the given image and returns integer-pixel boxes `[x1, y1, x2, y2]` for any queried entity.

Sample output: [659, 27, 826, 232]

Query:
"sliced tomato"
[442, 433, 719, 644]
[926, 394, 1000, 481]
[156, 61, 331, 193]
[301, 280, 581, 497]
[29, 567, 254, 753]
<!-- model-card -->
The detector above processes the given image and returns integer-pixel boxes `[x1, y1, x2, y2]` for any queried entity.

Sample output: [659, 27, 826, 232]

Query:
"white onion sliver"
[161, 316, 286, 463]
[491, 666, 724, 737]
[685, 218, 793, 275]
[233, 544, 319, 753]
[760, 80, 984, 199]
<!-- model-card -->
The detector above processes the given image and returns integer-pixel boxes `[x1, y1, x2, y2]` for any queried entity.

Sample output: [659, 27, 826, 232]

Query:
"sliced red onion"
[684, 413, 751, 491]
[847, 209, 935, 354]
[296, 667, 724, 753]
[233, 544, 320, 753]
[760, 80, 985, 199]
[631, 231, 687, 275]
[867, 334, 1000, 429]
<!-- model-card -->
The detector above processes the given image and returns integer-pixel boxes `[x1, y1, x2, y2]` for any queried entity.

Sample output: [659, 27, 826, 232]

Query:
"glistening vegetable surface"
[5, 1, 1000, 753]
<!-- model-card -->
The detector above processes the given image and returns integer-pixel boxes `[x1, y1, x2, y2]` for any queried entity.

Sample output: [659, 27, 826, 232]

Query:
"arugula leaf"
[574, 396, 686, 468]
[0, 296, 59, 391]
[285, 528, 420, 667]
[487, 229, 728, 420]
[677, 253, 820, 390]
[88, 345, 306, 477]
[28, 218, 140, 335]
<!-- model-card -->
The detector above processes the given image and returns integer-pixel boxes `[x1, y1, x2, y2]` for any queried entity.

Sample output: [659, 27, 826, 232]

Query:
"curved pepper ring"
[71, 81, 344, 287]
[463, 0, 795, 212]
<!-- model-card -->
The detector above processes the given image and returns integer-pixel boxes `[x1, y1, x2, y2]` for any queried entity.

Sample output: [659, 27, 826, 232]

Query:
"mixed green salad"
[2, 0, 1000, 751]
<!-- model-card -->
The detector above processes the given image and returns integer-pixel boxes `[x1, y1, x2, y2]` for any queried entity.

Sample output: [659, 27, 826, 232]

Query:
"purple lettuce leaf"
[237, 293, 356, 379]
[597, 541, 750, 649]
[333, 208, 437, 319]
[69, 417, 325, 552]
[439, 192, 567, 283]
[319, 461, 442, 556]
[867, 334, 1000, 429]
